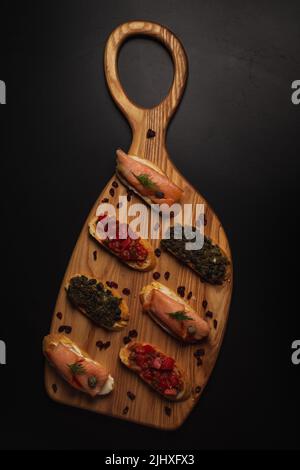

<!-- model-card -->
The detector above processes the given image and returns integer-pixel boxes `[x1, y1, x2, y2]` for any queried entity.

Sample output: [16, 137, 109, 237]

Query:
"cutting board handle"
[104, 21, 188, 158]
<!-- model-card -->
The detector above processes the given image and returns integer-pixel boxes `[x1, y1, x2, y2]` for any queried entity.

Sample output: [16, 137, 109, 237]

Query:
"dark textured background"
[0, 0, 299, 450]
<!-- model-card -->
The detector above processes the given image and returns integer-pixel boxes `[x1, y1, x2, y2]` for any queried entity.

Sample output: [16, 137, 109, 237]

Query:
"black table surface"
[0, 0, 299, 450]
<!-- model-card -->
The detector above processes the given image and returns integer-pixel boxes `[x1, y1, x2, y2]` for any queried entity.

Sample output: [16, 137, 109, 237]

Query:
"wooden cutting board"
[45, 20, 233, 430]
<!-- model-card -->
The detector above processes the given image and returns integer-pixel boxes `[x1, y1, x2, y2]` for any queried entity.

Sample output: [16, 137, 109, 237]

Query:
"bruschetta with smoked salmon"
[43, 334, 114, 397]
[140, 282, 210, 343]
[116, 149, 184, 207]
[89, 214, 156, 271]
[120, 342, 191, 401]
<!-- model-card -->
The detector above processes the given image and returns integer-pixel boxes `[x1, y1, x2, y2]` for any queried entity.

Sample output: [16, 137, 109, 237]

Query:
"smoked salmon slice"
[43, 334, 114, 397]
[116, 149, 184, 206]
[140, 282, 210, 343]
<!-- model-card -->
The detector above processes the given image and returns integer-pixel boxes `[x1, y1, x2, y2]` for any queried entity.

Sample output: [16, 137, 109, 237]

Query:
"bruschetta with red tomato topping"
[89, 213, 156, 271]
[140, 282, 210, 343]
[116, 149, 184, 207]
[119, 342, 191, 401]
[43, 334, 114, 397]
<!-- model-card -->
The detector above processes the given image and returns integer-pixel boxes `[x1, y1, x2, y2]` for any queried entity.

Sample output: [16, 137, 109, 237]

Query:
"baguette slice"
[89, 215, 156, 272]
[119, 342, 191, 401]
[140, 282, 210, 343]
[65, 274, 129, 331]
[43, 333, 114, 397]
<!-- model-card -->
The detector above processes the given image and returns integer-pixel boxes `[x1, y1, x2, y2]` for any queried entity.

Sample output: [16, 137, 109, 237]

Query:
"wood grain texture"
[45, 21, 233, 430]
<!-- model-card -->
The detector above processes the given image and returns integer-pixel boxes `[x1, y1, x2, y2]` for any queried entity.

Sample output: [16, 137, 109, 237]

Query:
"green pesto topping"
[161, 226, 230, 285]
[67, 275, 122, 329]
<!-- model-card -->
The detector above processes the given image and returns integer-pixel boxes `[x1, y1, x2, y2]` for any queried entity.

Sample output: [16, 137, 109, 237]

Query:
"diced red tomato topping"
[142, 344, 155, 354]
[161, 357, 175, 370]
[152, 357, 162, 370]
[120, 249, 131, 261]
[98, 218, 148, 262]
[119, 237, 132, 250]
[130, 344, 182, 396]
[135, 354, 146, 369]
[141, 370, 153, 381]
[170, 374, 180, 387]
[108, 240, 123, 253]
[134, 346, 145, 355]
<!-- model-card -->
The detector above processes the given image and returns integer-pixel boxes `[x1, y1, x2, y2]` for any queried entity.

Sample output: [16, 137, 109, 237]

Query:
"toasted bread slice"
[119, 342, 191, 401]
[65, 274, 129, 331]
[140, 282, 210, 343]
[88, 216, 156, 272]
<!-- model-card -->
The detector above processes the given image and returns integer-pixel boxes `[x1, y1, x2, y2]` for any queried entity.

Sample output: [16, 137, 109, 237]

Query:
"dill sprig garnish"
[133, 173, 158, 190]
[68, 361, 86, 376]
[168, 311, 193, 321]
